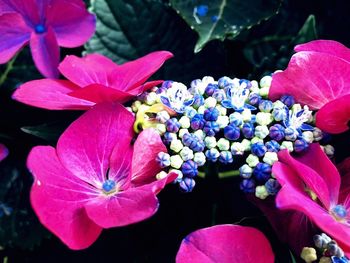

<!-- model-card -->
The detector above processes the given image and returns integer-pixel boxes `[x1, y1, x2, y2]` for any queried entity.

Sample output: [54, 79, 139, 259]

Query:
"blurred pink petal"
[176, 225, 274, 263]
[12, 79, 94, 110]
[0, 143, 9, 162]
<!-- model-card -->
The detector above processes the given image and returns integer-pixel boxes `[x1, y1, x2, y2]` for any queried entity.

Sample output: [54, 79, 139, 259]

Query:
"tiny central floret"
[331, 204, 348, 220]
[34, 24, 46, 34]
[102, 179, 116, 194]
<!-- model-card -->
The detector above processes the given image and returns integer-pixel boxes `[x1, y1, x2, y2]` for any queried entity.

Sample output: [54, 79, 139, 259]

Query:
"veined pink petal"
[0, 1, 14, 13]
[58, 54, 118, 87]
[47, 0, 95, 48]
[131, 128, 167, 185]
[274, 162, 350, 252]
[28, 146, 102, 250]
[0, 143, 9, 162]
[0, 13, 30, 63]
[12, 79, 94, 110]
[30, 26, 60, 78]
[68, 84, 135, 104]
[293, 144, 341, 204]
[176, 225, 275, 263]
[84, 186, 159, 229]
[56, 103, 134, 187]
[295, 40, 350, 63]
[269, 51, 350, 109]
[126, 80, 164, 95]
[111, 51, 173, 91]
[278, 149, 332, 209]
[2, 0, 41, 25]
[316, 94, 350, 134]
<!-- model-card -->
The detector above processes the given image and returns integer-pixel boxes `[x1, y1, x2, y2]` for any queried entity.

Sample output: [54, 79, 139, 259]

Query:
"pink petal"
[58, 54, 118, 87]
[275, 162, 350, 251]
[339, 158, 350, 207]
[269, 51, 350, 109]
[293, 144, 341, 204]
[2, 0, 41, 25]
[28, 146, 102, 250]
[68, 84, 135, 104]
[111, 51, 173, 91]
[131, 128, 167, 185]
[47, 0, 95, 48]
[12, 79, 95, 110]
[176, 225, 275, 263]
[295, 40, 350, 63]
[277, 149, 333, 209]
[84, 186, 159, 229]
[0, 143, 9, 162]
[0, 13, 30, 63]
[56, 102, 134, 187]
[30, 26, 60, 78]
[316, 94, 350, 134]
[0, 1, 14, 13]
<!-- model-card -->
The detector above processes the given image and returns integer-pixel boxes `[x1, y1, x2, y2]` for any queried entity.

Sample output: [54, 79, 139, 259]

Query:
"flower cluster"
[130, 75, 331, 197]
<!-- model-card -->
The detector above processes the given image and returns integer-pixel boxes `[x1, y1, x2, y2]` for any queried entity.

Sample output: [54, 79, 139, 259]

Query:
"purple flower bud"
[192, 140, 205, 152]
[212, 89, 226, 102]
[218, 76, 232, 88]
[269, 124, 285, 141]
[181, 160, 198, 178]
[294, 138, 309, 152]
[265, 179, 280, 195]
[251, 142, 267, 157]
[182, 133, 198, 148]
[205, 83, 219, 96]
[242, 122, 254, 139]
[253, 163, 272, 183]
[219, 151, 233, 164]
[239, 79, 252, 88]
[179, 177, 196, 192]
[203, 121, 220, 136]
[280, 95, 295, 107]
[204, 107, 219, 121]
[163, 132, 174, 145]
[240, 179, 256, 193]
[265, 140, 280, 152]
[192, 95, 205, 107]
[224, 124, 240, 140]
[258, 100, 273, 112]
[166, 118, 181, 133]
[248, 93, 261, 105]
[190, 114, 205, 130]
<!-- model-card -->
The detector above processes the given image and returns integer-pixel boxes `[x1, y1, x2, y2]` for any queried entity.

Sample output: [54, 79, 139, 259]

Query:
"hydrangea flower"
[13, 51, 173, 110]
[176, 224, 275, 263]
[160, 82, 194, 113]
[0, 0, 96, 78]
[28, 102, 176, 249]
[273, 143, 350, 256]
[269, 40, 350, 134]
[221, 85, 256, 111]
[0, 143, 8, 162]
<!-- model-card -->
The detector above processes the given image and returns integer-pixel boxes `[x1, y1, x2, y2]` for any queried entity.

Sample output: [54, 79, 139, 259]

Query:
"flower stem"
[218, 169, 240, 179]
[0, 54, 18, 87]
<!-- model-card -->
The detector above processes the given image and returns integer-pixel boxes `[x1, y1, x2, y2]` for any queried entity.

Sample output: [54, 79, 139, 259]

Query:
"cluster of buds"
[130, 75, 332, 196]
[301, 233, 349, 263]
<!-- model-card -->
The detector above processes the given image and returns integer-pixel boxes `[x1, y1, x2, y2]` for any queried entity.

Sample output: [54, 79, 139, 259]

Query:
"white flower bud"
[193, 130, 205, 140]
[313, 127, 323, 141]
[156, 111, 170, 123]
[170, 155, 183, 169]
[292, 103, 302, 113]
[179, 129, 189, 138]
[322, 145, 335, 158]
[239, 164, 253, 178]
[145, 92, 158, 105]
[273, 100, 285, 109]
[250, 80, 259, 90]
[263, 152, 278, 165]
[300, 247, 317, 263]
[281, 141, 293, 152]
[197, 105, 206, 114]
[255, 185, 269, 199]
[217, 138, 230, 151]
[242, 109, 252, 122]
[169, 169, 183, 182]
[217, 116, 229, 128]
[259, 87, 269, 97]
[180, 147, 194, 161]
[246, 154, 259, 167]
[229, 112, 243, 125]
[215, 104, 227, 116]
[255, 125, 269, 139]
[302, 131, 314, 143]
[256, 112, 273, 126]
[251, 136, 264, 144]
[179, 116, 191, 129]
[156, 171, 168, 180]
[205, 97, 217, 108]
[241, 139, 251, 151]
[259, 75, 272, 88]
[156, 124, 166, 135]
[170, 139, 183, 153]
[194, 152, 206, 166]
[231, 142, 245, 155]
[184, 107, 197, 118]
[131, 100, 142, 112]
[205, 136, 217, 149]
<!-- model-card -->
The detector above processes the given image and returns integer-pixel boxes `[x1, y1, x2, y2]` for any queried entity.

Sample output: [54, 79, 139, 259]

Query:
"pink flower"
[12, 51, 173, 110]
[273, 143, 350, 255]
[0, 0, 95, 78]
[269, 40, 350, 134]
[176, 224, 275, 263]
[28, 102, 177, 249]
[0, 143, 8, 162]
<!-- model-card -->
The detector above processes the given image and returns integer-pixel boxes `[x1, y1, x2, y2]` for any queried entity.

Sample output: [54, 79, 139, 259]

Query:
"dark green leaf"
[20, 121, 66, 143]
[169, 0, 282, 52]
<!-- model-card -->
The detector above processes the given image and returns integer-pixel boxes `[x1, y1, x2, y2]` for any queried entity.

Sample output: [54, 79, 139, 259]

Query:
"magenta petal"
[269, 51, 350, 109]
[47, 0, 95, 47]
[176, 225, 274, 263]
[30, 27, 60, 78]
[316, 94, 350, 134]
[58, 54, 118, 87]
[57, 102, 134, 187]
[339, 158, 350, 207]
[3, 0, 41, 25]
[68, 84, 135, 104]
[12, 79, 94, 110]
[84, 187, 159, 228]
[0, 13, 30, 63]
[28, 146, 102, 249]
[295, 40, 350, 63]
[127, 80, 164, 96]
[131, 128, 167, 185]
[111, 51, 173, 91]
[0, 143, 9, 162]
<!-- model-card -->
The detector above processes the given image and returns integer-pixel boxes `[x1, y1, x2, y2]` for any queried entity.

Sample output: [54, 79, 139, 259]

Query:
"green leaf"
[21, 121, 66, 143]
[169, 0, 282, 52]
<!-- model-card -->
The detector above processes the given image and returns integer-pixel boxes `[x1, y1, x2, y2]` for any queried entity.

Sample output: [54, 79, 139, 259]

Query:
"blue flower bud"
[253, 162, 272, 183]
[184, 107, 197, 118]
[265, 179, 280, 195]
[224, 124, 240, 140]
[269, 124, 285, 141]
[251, 142, 267, 157]
[218, 76, 232, 88]
[161, 80, 173, 90]
[258, 100, 273, 113]
[163, 132, 176, 145]
[192, 140, 205, 152]
[192, 94, 205, 108]
[212, 89, 226, 102]
[280, 95, 295, 107]
[203, 121, 220, 136]
[204, 107, 219, 121]
[242, 122, 255, 139]
[219, 151, 233, 164]
[240, 179, 256, 193]
[156, 152, 171, 168]
[190, 114, 205, 130]
[179, 177, 196, 192]
[265, 140, 280, 152]
[272, 107, 287, 121]
[239, 79, 252, 89]
[294, 138, 309, 152]
[205, 148, 220, 162]
[182, 133, 197, 148]
[205, 83, 219, 96]
[229, 112, 243, 126]
[248, 93, 261, 105]
[181, 160, 198, 178]
[239, 164, 253, 179]
[284, 127, 298, 141]
[166, 118, 181, 133]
